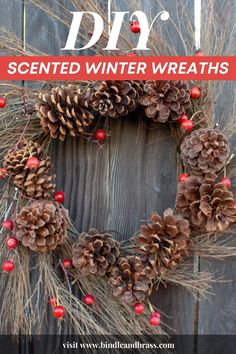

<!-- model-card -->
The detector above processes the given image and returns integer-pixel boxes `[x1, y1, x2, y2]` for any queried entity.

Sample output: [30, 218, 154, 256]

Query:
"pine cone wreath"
[35, 85, 94, 141]
[4, 141, 55, 199]
[181, 128, 229, 175]
[135, 209, 191, 277]
[72, 229, 120, 276]
[140, 80, 190, 123]
[176, 174, 236, 232]
[15, 201, 68, 252]
[88, 80, 143, 118]
[108, 256, 152, 304]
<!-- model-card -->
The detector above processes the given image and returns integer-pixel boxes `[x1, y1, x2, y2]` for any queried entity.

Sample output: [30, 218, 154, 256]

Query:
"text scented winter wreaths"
[0, 77, 236, 336]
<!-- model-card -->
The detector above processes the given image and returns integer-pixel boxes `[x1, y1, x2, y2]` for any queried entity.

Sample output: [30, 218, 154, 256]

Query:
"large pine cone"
[15, 201, 68, 252]
[140, 80, 190, 123]
[72, 229, 120, 276]
[88, 80, 143, 118]
[176, 174, 236, 232]
[35, 85, 94, 141]
[181, 128, 229, 175]
[4, 141, 55, 199]
[135, 209, 191, 277]
[109, 256, 152, 304]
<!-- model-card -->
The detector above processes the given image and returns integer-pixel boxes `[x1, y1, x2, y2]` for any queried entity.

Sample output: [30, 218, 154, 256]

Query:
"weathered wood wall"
[1, 1, 236, 353]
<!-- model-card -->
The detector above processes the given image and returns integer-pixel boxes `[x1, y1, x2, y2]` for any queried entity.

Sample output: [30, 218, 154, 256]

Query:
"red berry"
[62, 259, 72, 269]
[48, 297, 58, 307]
[6, 237, 18, 250]
[0, 97, 7, 108]
[84, 294, 95, 305]
[151, 311, 161, 318]
[0, 168, 7, 179]
[95, 129, 107, 141]
[221, 177, 231, 189]
[134, 303, 144, 315]
[53, 305, 65, 319]
[130, 21, 141, 33]
[180, 120, 193, 132]
[2, 219, 14, 231]
[149, 314, 161, 326]
[26, 157, 40, 170]
[2, 260, 14, 272]
[178, 173, 189, 183]
[190, 86, 201, 99]
[195, 50, 204, 56]
[54, 191, 65, 203]
[178, 114, 189, 124]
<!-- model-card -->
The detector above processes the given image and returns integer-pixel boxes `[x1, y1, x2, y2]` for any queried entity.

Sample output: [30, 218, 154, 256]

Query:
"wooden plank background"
[0, 1, 236, 353]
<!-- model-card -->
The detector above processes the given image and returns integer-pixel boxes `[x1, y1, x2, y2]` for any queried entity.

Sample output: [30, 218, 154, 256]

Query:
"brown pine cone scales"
[135, 209, 191, 277]
[140, 80, 190, 123]
[176, 175, 236, 232]
[88, 80, 143, 118]
[15, 201, 68, 252]
[109, 256, 152, 304]
[35, 85, 94, 141]
[4, 141, 55, 199]
[181, 128, 229, 175]
[4, 140, 42, 176]
[72, 229, 120, 276]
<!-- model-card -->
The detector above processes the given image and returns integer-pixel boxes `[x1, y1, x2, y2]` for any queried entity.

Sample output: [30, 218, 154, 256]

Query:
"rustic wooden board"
[0, 0, 22, 32]
[25, 0, 196, 348]
[198, 1, 236, 353]
[24, 0, 111, 346]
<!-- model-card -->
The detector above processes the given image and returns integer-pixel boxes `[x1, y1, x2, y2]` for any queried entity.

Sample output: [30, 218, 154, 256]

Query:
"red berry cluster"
[50, 294, 96, 320]
[48, 297, 66, 319]
[178, 114, 193, 133]
[177, 86, 201, 134]
[2, 219, 18, 273]
[133, 303, 161, 326]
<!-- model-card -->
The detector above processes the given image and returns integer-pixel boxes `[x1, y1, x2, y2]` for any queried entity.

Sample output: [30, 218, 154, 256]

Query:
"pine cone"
[4, 140, 42, 176]
[176, 174, 236, 232]
[15, 201, 68, 252]
[72, 229, 120, 276]
[181, 128, 229, 175]
[4, 141, 55, 199]
[135, 209, 191, 277]
[109, 256, 152, 304]
[35, 85, 94, 141]
[140, 80, 190, 123]
[88, 81, 143, 118]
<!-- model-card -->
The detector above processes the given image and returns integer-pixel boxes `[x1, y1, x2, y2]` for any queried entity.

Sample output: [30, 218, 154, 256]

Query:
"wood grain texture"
[25, 0, 196, 345]
[0, 0, 22, 32]
[112, 1, 196, 345]
[25, 0, 111, 343]
[198, 1, 236, 353]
